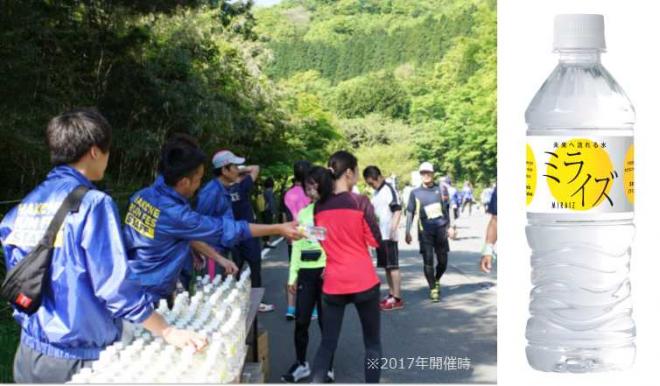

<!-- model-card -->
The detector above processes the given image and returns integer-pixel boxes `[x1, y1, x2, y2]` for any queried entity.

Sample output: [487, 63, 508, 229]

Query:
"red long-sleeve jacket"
[314, 192, 382, 295]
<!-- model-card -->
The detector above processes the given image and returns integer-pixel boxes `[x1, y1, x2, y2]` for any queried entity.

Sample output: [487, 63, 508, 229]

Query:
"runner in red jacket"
[311, 150, 383, 383]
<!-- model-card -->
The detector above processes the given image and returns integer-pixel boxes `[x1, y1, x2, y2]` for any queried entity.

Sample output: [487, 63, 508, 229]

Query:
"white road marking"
[261, 237, 285, 260]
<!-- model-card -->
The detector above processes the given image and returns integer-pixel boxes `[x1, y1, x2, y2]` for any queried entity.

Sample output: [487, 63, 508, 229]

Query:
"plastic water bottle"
[69, 272, 254, 383]
[525, 14, 635, 372]
[298, 224, 327, 241]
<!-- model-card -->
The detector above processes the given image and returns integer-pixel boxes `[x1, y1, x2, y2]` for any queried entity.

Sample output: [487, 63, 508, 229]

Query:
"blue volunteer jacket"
[0, 166, 154, 360]
[123, 176, 251, 300]
[195, 178, 250, 253]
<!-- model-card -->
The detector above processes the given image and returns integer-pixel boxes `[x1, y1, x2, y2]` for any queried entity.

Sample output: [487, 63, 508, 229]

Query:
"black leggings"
[232, 238, 262, 287]
[419, 226, 449, 289]
[311, 283, 382, 383]
[295, 268, 325, 363]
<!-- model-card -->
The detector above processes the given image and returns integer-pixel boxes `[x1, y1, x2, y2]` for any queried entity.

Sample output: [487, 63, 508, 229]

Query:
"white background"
[498, 1, 660, 385]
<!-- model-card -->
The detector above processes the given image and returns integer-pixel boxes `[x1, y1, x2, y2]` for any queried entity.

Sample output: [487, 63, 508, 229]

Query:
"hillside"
[255, 0, 497, 186]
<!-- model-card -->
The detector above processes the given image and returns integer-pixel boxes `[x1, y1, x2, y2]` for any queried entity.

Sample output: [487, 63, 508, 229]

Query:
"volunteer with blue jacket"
[123, 134, 301, 303]
[0, 110, 206, 383]
[196, 150, 275, 312]
[195, 151, 249, 276]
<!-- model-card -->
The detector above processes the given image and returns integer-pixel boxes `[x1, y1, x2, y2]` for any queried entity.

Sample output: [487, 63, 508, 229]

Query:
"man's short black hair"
[158, 133, 206, 186]
[293, 160, 312, 183]
[46, 108, 112, 165]
[363, 165, 382, 181]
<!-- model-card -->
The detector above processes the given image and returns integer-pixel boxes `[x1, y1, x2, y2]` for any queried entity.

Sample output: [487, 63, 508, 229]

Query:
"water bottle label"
[526, 135, 633, 213]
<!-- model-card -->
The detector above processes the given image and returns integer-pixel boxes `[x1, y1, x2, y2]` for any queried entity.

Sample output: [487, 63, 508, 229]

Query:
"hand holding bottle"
[162, 327, 208, 352]
[279, 221, 303, 241]
[219, 256, 238, 275]
[297, 224, 327, 242]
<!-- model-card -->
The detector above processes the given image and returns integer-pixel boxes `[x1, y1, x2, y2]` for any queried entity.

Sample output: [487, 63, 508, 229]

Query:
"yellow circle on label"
[546, 138, 614, 211]
[526, 144, 536, 206]
[624, 144, 634, 204]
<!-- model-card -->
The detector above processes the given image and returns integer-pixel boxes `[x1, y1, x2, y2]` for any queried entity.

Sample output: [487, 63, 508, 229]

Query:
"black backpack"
[1, 186, 89, 315]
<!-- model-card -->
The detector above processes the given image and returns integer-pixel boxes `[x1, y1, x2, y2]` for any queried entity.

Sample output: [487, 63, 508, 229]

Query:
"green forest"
[256, 0, 496, 188]
[0, 0, 495, 203]
[0, 1, 495, 379]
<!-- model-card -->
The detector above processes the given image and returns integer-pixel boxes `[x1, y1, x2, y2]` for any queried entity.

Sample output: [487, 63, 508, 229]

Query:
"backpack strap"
[38, 186, 89, 248]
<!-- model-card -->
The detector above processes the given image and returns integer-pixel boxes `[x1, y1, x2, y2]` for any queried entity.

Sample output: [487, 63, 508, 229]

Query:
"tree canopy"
[255, 0, 496, 187]
[0, 0, 340, 201]
[0, 0, 495, 201]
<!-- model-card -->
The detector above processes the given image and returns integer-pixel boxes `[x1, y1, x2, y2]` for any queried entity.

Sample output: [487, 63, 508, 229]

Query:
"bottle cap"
[554, 14, 605, 51]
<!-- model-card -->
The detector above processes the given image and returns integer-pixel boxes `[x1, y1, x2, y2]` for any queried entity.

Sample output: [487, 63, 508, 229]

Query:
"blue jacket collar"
[154, 175, 188, 205]
[47, 165, 96, 189]
[214, 178, 231, 196]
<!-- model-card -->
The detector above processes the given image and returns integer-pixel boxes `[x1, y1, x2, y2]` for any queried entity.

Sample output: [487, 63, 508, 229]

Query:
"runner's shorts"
[377, 240, 399, 269]
[418, 226, 450, 257]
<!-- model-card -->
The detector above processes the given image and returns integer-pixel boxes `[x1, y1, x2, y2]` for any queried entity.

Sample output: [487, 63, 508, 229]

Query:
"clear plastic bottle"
[298, 224, 327, 241]
[525, 14, 635, 372]
[194, 276, 204, 294]
[69, 269, 255, 383]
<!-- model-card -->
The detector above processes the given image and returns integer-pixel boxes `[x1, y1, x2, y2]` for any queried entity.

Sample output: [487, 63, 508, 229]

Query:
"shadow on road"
[259, 216, 497, 384]
[407, 282, 496, 299]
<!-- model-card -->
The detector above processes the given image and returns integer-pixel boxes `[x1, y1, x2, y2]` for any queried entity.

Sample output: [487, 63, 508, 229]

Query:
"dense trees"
[332, 72, 410, 119]
[0, 0, 495, 199]
[256, 0, 496, 187]
[0, 0, 340, 201]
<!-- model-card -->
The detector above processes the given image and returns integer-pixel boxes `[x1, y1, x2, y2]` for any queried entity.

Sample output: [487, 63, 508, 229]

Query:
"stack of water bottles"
[68, 269, 253, 383]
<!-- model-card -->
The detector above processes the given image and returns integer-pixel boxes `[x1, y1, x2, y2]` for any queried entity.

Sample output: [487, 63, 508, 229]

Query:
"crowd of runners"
[0, 108, 496, 383]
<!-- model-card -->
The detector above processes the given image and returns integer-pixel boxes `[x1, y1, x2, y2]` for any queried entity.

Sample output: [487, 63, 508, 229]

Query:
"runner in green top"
[282, 166, 334, 383]
[288, 204, 326, 286]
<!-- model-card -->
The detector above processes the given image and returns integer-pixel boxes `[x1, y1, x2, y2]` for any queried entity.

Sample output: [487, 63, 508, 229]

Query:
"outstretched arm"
[248, 222, 302, 240]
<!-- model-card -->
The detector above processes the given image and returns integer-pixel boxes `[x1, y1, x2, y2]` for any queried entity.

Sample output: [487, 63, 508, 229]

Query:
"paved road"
[256, 209, 497, 383]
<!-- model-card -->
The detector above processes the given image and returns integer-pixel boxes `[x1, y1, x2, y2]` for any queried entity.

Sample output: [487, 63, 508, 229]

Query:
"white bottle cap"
[553, 14, 605, 51]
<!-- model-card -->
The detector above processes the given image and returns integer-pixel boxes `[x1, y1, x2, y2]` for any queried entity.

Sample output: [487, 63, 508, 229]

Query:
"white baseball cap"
[419, 162, 434, 173]
[212, 150, 245, 169]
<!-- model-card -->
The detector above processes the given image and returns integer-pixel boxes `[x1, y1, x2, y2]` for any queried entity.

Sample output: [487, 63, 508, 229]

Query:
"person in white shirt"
[363, 166, 404, 311]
